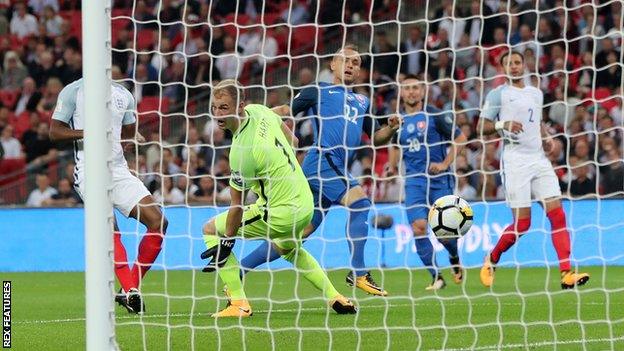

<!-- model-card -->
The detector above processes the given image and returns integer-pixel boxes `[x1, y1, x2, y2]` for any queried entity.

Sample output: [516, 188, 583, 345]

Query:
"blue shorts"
[302, 150, 359, 210]
[405, 182, 454, 223]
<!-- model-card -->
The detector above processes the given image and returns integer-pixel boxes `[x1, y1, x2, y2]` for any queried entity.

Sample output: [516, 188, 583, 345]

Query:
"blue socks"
[414, 236, 438, 278]
[439, 238, 459, 261]
[347, 198, 371, 277]
[239, 240, 281, 276]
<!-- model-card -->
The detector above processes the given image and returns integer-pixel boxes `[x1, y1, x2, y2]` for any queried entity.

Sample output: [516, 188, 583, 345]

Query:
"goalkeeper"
[200, 80, 357, 318]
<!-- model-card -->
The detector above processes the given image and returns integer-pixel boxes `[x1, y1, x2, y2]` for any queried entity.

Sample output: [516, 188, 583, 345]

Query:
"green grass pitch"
[6, 266, 624, 350]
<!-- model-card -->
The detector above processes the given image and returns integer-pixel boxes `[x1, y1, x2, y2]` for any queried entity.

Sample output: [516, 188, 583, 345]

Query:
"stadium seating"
[137, 96, 170, 136]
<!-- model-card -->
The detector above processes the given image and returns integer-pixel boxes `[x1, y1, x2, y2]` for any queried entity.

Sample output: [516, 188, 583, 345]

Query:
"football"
[428, 195, 474, 237]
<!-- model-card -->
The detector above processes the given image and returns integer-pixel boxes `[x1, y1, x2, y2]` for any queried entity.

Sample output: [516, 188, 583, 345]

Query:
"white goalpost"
[81, 0, 624, 349]
[82, 0, 115, 349]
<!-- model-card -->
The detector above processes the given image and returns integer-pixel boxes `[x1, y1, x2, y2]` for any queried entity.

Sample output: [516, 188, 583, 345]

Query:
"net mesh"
[110, 0, 624, 349]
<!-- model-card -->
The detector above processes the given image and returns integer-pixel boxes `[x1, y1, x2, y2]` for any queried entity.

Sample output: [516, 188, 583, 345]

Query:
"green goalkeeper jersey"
[228, 104, 313, 215]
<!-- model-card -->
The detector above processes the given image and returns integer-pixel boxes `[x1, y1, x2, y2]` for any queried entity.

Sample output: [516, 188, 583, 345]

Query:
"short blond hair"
[333, 44, 361, 61]
[212, 79, 245, 102]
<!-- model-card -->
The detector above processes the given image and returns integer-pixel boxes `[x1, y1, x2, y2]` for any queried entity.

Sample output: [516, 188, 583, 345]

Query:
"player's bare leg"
[411, 219, 445, 290]
[341, 186, 388, 296]
[126, 195, 168, 313]
[481, 207, 531, 287]
[541, 198, 590, 289]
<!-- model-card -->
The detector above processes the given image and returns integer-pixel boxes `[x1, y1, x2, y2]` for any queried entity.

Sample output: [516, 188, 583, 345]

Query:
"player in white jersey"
[478, 51, 589, 290]
[49, 78, 168, 314]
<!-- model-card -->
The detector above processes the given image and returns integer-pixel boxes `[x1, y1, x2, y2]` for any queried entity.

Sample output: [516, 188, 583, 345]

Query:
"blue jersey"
[395, 105, 461, 189]
[292, 82, 379, 168]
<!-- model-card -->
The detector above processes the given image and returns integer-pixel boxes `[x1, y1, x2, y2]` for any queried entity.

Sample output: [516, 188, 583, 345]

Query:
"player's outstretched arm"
[372, 115, 402, 145]
[274, 87, 317, 118]
[49, 119, 84, 142]
[430, 132, 468, 174]
[387, 144, 400, 176]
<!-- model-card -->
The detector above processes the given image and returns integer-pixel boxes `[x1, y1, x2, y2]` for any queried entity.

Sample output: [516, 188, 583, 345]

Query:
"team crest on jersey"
[407, 123, 416, 133]
[355, 94, 366, 104]
[346, 94, 354, 102]
[113, 97, 125, 111]
[417, 121, 426, 131]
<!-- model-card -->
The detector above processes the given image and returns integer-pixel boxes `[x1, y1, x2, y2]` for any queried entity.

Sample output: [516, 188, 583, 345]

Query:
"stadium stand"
[0, 0, 622, 207]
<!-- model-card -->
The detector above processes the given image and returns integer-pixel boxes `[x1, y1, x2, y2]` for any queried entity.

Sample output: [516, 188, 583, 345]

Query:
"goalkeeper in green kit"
[200, 80, 357, 318]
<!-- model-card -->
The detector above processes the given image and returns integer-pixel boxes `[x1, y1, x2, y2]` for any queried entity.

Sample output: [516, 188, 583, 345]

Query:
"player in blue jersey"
[238, 44, 401, 296]
[388, 75, 467, 290]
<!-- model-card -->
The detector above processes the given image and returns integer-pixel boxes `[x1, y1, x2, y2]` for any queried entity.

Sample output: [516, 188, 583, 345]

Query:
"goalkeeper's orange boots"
[561, 271, 590, 289]
[480, 255, 496, 287]
[211, 299, 253, 318]
[346, 272, 388, 296]
[329, 295, 357, 314]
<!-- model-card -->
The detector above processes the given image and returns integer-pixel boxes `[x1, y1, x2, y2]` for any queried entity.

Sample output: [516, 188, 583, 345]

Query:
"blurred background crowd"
[0, 0, 622, 207]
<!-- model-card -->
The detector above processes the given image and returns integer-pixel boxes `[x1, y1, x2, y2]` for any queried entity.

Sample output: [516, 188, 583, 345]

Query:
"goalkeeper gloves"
[201, 237, 235, 272]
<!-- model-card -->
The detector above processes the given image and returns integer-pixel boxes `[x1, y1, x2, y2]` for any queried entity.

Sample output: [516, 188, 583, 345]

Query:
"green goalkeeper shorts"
[213, 203, 313, 251]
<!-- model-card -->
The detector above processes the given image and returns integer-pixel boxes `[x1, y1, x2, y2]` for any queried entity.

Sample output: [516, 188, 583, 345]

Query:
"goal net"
[109, 0, 624, 349]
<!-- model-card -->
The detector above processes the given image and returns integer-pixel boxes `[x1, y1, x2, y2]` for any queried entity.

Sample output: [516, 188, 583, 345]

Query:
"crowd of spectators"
[0, 0, 622, 207]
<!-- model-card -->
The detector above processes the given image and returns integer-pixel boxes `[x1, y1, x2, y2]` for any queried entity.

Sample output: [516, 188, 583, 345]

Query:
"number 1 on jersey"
[275, 138, 296, 171]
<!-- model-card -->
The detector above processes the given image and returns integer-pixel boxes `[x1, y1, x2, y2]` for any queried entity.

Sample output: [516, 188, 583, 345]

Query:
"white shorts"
[500, 153, 562, 208]
[75, 165, 152, 217]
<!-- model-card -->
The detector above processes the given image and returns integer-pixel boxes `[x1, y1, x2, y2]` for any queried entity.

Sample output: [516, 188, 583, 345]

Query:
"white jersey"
[52, 79, 152, 216]
[52, 78, 136, 172]
[481, 84, 544, 157]
[481, 84, 562, 208]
